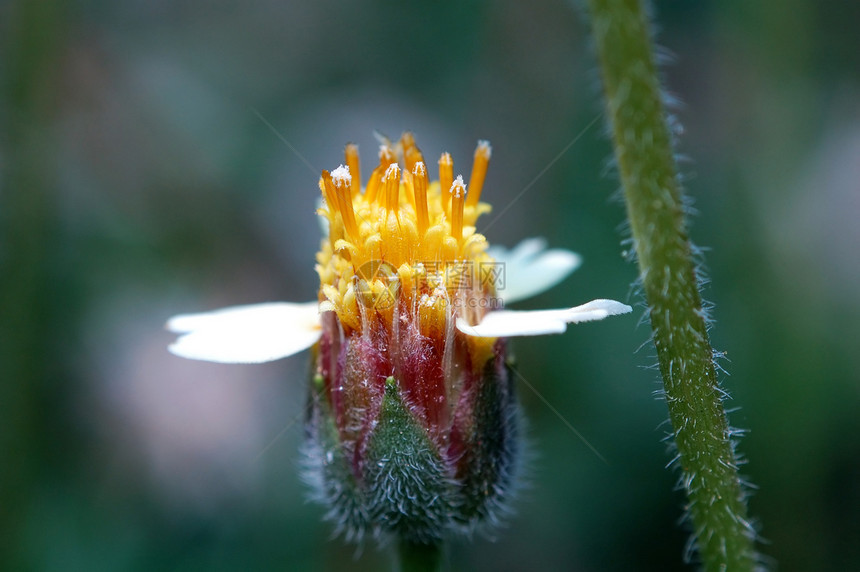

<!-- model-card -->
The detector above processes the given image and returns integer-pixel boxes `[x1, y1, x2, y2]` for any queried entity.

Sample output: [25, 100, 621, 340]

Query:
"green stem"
[586, 1, 758, 569]
[1, 1, 65, 567]
[396, 538, 443, 572]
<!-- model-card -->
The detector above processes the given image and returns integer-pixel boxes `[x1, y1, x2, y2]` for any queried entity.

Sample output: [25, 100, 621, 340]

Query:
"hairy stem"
[586, 1, 758, 569]
[397, 538, 443, 572]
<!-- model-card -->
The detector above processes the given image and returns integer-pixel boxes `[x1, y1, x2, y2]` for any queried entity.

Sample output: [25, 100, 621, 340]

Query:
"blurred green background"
[2, 1, 859, 570]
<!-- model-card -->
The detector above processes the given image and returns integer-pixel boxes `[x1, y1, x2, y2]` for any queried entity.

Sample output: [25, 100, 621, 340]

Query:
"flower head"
[315, 138, 500, 378]
[167, 133, 631, 544]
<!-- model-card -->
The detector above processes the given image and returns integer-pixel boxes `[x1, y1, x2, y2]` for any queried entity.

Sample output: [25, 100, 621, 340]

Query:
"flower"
[167, 134, 631, 544]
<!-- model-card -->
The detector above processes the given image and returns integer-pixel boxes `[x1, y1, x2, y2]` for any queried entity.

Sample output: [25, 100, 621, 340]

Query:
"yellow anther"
[379, 145, 397, 169]
[319, 176, 337, 215]
[405, 145, 424, 176]
[364, 164, 384, 204]
[450, 175, 466, 243]
[345, 143, 361, 197]
[466, 140, 491, 208]
[367, 145, 397, 204]
[315, 135, 496, 337]
[413, 162, 430, 236]
[438, 153, 453, 214]
[400, 132, 416, 161]
[322, 168, 359, 240]
[382, 163, 401, 212]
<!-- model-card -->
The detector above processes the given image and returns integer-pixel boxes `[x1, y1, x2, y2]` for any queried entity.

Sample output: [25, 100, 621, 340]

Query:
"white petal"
[487, 238, 582, 304]
[456, 299, 632, 338]
[167, 302, 321, 363]
[486, 236, 545, 264]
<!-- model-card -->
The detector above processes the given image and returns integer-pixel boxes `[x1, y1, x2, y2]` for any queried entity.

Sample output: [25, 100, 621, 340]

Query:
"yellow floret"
[315, 134, 497, 344]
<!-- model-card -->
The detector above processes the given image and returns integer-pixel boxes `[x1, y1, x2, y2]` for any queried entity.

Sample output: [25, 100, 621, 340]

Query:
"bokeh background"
[2, 1, 859, 570]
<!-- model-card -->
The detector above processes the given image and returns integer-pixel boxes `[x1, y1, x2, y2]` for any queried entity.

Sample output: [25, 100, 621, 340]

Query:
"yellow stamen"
[402, 132, 424, 175]
[320, 176, 336, 214]
[364, 165, 383, 204]
[383, 163, 401, 212]
[322, 169, 359, 240]
[315, 135, 496, 339]
[450, 175, 466, 242]
[438, 153, 453, 214]
[345, 143, 360, 197]
[400, 132, 416, 161]
[413, 161, 430, 236]
[380, 145, 397, 168]
[466, 140, 492, 208]
[366, 145, 396, 203]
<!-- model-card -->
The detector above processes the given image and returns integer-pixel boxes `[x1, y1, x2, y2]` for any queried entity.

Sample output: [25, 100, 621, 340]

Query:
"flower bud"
[303, 307, 521, 544]
[166, 133, 632, 546]
[294, 134, 630, 546]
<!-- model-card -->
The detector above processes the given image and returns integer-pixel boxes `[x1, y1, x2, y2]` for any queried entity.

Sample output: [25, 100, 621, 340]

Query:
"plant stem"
[397, 538, 443, 572]
[586, 1, 758, 569]
[0, 1, 65, 568]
